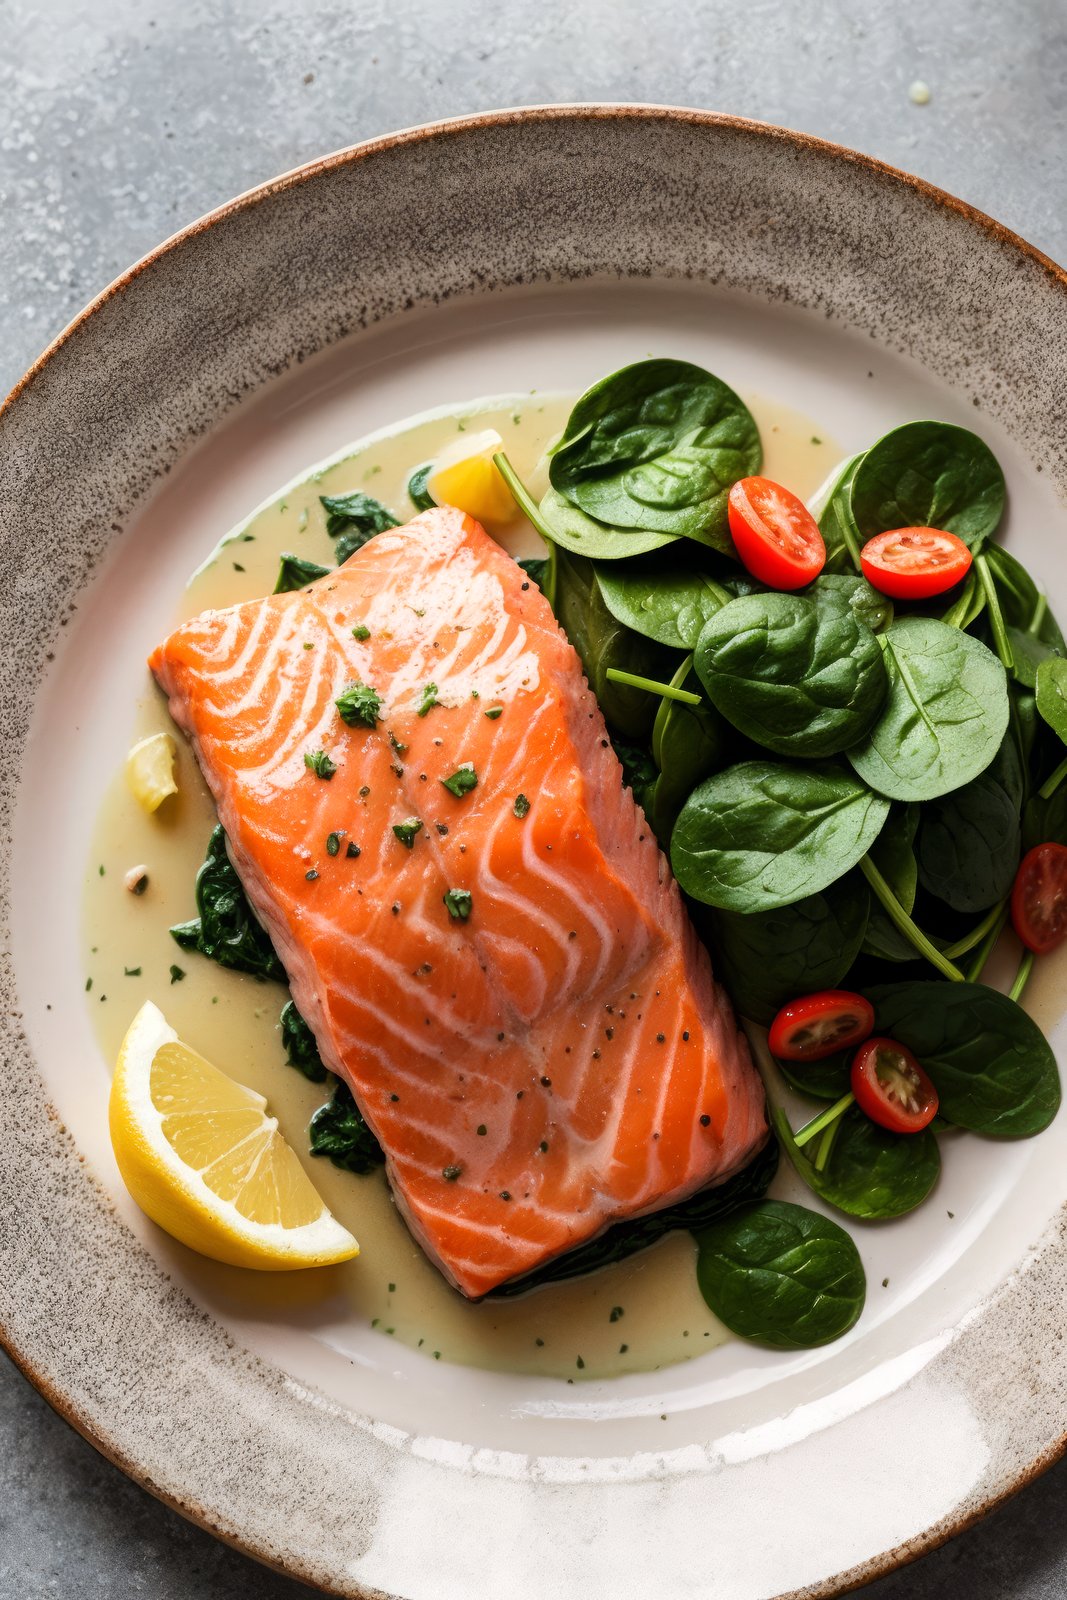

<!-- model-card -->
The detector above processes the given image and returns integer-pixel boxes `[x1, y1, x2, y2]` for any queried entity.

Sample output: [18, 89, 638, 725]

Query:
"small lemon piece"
[426, 428, 516, 527]
[125, 732, 178, 813]
[109, 1002, 359, 1270]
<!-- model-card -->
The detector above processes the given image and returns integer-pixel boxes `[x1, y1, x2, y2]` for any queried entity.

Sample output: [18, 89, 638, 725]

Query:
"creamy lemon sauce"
[84, 391, 837, 1380]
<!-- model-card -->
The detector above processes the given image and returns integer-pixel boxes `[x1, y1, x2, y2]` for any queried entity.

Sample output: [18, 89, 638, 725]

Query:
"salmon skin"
[150, 508, 767, 1298]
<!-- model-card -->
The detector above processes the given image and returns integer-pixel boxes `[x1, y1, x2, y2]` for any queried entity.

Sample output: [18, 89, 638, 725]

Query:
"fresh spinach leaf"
[701, 874, 870, 1026]
[866, 980, 1061, 1136]
[695, 1198, 865, 1349]
[809, 571, 894, 634]
[517, 556, 548, 588]
[671, 761, 889, 913]
[549, 360, 761, 554]
[280, 1000, 328, 1083]
[847, 617, 1009, 802]
[274, 553, 331, 593]
[309, 1079, 385, 1174]
[170, 825, 285, 982]
[1023, 781, 1067, 852]
[596, 565, 727, 649]
[984, 544, 1066, 648]
[407, 462, 435, 512]
[849, 421, 1006, 551]
[776, 1051, 853, 1102]
[539, 486, 676, 560]
[772, 1104, 940, 1219]
[695, 592, 887, 758]
[320, 490, 400, 561]
[611, 736, 658, 803]
[1006, 627, 1062, 690]
[491, 1135, 779, 1296]
[645, 660, 726, 841]
[861, 803, 921, 961]
[812, 455, 864, 573]
[554, 547, 680, 737]
[1036, 656, 1067, 745]
[915, 729, 1023, 913]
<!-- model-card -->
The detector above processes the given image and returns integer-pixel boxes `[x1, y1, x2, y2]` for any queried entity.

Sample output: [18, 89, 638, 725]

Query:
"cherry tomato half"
[727, 476, 826, 590]
[1011, 841, 1067, 954]
[859, 526, 972, 600]
[850, 1036, 939, 1134]
[768, 990, 875, 1062]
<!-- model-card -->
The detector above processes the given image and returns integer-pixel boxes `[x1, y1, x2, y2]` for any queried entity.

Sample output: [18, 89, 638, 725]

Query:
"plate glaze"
[2, 108, 1066, 1599]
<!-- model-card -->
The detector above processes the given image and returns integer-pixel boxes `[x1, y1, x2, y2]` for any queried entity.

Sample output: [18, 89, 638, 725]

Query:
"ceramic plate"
[2, 107, 1066, 1599]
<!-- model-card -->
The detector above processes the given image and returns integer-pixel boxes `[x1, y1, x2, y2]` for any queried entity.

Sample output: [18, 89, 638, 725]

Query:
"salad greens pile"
[168, 358, 1063, 1357]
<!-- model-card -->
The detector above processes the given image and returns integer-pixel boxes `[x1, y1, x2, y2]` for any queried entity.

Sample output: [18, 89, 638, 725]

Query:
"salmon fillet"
[150, 507, 766, 1297]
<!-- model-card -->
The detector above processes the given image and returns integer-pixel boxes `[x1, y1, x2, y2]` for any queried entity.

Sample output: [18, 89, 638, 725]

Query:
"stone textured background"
[2, 1, 1065, 1594]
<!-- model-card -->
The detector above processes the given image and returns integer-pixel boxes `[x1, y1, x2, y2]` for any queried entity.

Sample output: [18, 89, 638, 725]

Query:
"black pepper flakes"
[540, 1076, 551, 1087]
[499, 1190, 512, 1201]
[699, 1114, 711, 1127]
[305, 869, 319, 881]
[656, 1032, 666, 1043]
[682, 1030, 690, 1042]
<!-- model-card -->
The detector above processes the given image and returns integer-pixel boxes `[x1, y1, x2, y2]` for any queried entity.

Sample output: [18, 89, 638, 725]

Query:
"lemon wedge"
[125, 732, 178, 813]
[109, 1002, 359, 1270]
[426, 428, 516, 526]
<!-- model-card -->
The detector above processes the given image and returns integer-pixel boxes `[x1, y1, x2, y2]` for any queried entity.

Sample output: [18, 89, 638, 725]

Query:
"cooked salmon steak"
[150, 507, 767, 1297]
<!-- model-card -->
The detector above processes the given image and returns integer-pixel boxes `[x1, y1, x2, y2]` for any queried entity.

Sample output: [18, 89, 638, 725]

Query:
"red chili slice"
[768, 990, 875, 1062]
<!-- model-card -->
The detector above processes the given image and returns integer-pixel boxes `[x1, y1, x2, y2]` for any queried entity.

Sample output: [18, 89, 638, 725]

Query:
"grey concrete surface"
[2, 1, 1066, 1594]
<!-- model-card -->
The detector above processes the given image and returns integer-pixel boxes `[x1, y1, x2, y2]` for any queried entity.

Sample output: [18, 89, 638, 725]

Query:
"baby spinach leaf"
[701, 874, 870, 1026]
[274, 553, 331, 593]
[772, 1105, 940, 1219]
[170, 826, 285, 983]
[549, 360, 761, 553]
[309, 1079, 385, 1174]
[812, 454, 864, 573]
[611, 736, 659, 803]
[861, 803, 921, 961]
[320, 489, 400, 550]
[695, 1198, 865, 1349]
[984, 544, 1066, 648]
[694, 592, 887, 758]
[865, 980, 1061, 1136]
[596, 565, 727, 648]
[517, 556, 548, 588]
[671, 761, 889, 913]
[849, 421, 1006, 551]
[915, 730, 1023, 913]
[491, 1135, 779, 1296]
[539, 486, 677, 560]
[554, 548, 680, 737]
[1036, 656, 1067, 745]
[809, 572, 894, 634]
[646, 661, 726, 841]
[1006, 627, 1062, 691]
[280, 1000, 328, 1083]
[847, 618, 1009, 802]
[1023, 781, 1067, 852]
[776, 1051, 853, 1102]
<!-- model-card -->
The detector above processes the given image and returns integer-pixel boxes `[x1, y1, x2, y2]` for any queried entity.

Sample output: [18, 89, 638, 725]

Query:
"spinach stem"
[814, 1115, 843, 1173]
[859, 856, 966, 982]
[605, 667, 702, 705]
[1009, 948, 1035, 1004]
[493, 451, 558, 609]
[1030, 591, 1049, 636]
[942, 898, 1009, 960]
[940, 572, 976, 629]
[793, 1092, 854, 1150]
[702, 575, 733, 609]
[964, 901, 1010, 982]
[975, 552, 1015, 673]
[1039, 755, 1067, 801]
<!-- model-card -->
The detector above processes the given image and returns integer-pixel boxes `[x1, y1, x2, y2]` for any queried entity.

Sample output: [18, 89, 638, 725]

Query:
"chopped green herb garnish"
[576, 1356, 585, 1370]
[123, 966, 141, 977]
[476, 1124, 487, 1136]
[393, 818, 423, 850]
[303, 642, 314, 651]
[485, 706, 503, 720]
[359, 784, 371, 798]
[85, 977, 92, 992]
[442, 1164, 462, 1181]
[609, 1305, 624, 1323]
[98, 865, 105, 877]
[352, 624, 371, 641]
[274, 552, 331, 593]
[326, 832, 341, 856]
[441, 763, 478, 798]
[389, 731, 408, 756]
[513, 793, 530, 818]
[471, 689, 480, 699]
[304, 749, 337, 780]
[169, 964, 185, 984]
[232, 562, 245, 573]
[336, 681, 382, 727]
[443, 887, 473, 921]
[346, 841, 361, 858]
[417, 682, 439, 717]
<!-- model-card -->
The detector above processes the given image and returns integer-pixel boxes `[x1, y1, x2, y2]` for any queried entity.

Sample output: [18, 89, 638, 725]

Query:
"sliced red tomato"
[850, 1037, 939, 1134]
[859, 526, 972, 600]
[1011, 841, 1067, 954]
[727, 476, 826, 590]
[768, 990, 875, 1062]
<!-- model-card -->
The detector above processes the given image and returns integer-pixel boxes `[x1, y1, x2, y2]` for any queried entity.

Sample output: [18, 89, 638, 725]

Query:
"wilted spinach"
[280, 1000, 328, 1083]
[171, 826, 285, 982]
[407, 462, 435, 512]
[320, 489, 400, 561]
[695, 592, 887, 758]
[549, 360, 761, 554]
[695, 1198, 865, 1349]
[274, 553, 332, 593]
[309, 1079, 385, 1175]
[671, 761, 889, 913]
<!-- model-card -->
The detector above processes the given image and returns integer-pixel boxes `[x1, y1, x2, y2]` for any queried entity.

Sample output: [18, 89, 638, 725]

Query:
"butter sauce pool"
[84, 390, 835, 1380]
